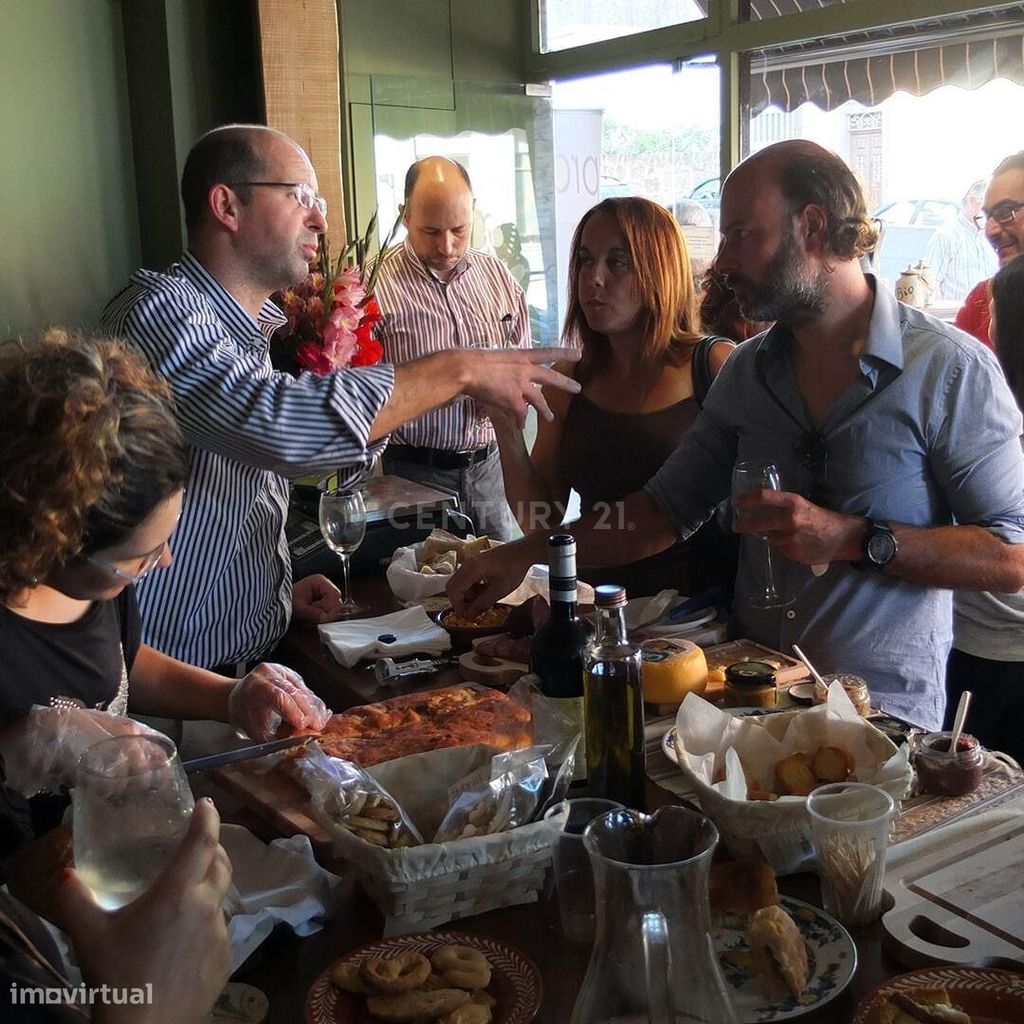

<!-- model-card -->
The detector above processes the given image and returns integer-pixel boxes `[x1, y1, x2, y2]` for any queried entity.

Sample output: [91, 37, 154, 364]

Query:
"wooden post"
[255, 0, 348, 251]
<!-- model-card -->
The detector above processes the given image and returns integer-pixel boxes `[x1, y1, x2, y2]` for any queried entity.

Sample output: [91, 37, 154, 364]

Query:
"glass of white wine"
[319, 486, 367, 618]
[73, 734, 194, 910]
[732, 459, 786, 608]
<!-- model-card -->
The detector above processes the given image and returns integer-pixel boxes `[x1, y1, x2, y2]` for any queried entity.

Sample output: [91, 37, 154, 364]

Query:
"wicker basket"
[672, 700, 913, 874]
[310, 745, 568, 930]
[317, 808, 565, 929]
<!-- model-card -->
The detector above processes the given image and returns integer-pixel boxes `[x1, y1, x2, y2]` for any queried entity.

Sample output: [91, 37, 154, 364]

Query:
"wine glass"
[73, 734, 194, 910]
[732, 460, 785, 608]
[319, 487, 367, 618]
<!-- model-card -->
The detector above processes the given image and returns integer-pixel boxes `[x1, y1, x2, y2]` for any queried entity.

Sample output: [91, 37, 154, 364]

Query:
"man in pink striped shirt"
[375, 157, 530, 540]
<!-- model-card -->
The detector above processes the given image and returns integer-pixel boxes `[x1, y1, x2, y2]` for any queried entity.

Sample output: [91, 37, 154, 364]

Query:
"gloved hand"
[227, 663, 330, 741]
[0, 706, 160, 796]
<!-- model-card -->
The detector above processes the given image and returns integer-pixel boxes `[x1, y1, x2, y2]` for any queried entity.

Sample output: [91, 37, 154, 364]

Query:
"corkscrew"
[373, 656, 451, 684]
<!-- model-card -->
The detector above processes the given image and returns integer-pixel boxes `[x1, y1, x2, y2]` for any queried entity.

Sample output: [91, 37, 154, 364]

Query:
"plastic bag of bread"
[433, 745, 550, 843]
[386, 529, 497, 603]
[294, 746, 423, 849]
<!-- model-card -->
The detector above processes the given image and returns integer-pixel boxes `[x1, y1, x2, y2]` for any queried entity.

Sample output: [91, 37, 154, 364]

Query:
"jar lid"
[725, 660, 777, 686]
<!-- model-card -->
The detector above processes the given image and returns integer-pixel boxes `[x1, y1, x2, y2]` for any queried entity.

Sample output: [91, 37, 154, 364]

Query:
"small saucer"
[787, 682, 816, 705]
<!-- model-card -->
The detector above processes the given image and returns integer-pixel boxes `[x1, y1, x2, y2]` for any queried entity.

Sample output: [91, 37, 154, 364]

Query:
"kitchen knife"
[182, 734, 313, 774]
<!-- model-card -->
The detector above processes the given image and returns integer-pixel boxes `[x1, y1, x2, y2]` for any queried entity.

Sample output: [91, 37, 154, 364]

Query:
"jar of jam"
[724, 661, 777, 709]
[813, 673, 871, 717]
[914, 731, 984, 796]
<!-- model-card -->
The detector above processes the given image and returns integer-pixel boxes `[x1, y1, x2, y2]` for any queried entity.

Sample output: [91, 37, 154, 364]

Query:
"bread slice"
[747, 905, 809, 999]
[812, 745, 854, 783]
[775, 752, 819, 796]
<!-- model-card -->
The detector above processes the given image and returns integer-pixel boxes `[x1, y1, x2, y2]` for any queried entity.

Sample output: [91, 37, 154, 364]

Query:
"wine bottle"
[584, 584, 646, 810]
[530, 534, 593, 776]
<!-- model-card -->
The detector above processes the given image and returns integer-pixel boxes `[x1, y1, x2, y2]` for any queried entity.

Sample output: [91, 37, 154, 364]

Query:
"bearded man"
[447, 140, 1024, 731]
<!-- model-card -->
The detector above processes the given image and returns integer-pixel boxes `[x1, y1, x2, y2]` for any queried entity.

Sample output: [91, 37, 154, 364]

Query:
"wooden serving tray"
[881, 815, 1024, 968]
[702, 639, 810, 688]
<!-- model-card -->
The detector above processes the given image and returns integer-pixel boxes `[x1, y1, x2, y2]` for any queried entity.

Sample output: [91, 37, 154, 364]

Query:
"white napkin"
[318, 606, 451, 668]
[220, 824, 341, 971]
[499, 563, 596, 606]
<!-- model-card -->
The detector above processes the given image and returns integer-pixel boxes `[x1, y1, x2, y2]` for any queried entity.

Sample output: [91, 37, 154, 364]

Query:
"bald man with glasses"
[955, 151, 1024, 347]
[102, 124, 580, 673]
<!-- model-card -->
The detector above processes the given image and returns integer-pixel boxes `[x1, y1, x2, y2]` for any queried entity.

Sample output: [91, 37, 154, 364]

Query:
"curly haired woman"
[491, 197, 734, 597]
[0, 330, 328, 799]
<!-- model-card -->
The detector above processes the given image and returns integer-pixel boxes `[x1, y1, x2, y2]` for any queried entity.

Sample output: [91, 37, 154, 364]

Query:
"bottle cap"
[594, 584, 627, 608]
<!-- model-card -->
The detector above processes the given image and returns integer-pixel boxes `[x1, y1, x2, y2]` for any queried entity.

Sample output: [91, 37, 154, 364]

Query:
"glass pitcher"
[570, 806, 737, 1024]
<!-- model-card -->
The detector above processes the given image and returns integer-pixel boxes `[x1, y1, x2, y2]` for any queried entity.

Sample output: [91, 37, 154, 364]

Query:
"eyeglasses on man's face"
[975, 200, 1024, 229]
[87, 541, 168, 585]
[230, 180, 328, 218]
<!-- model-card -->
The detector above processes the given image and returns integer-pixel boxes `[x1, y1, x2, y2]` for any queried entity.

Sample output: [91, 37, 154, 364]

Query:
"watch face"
[867, 531, 896, 565]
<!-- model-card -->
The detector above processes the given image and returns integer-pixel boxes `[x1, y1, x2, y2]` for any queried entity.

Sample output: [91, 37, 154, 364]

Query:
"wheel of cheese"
[640, 638, 708, 704]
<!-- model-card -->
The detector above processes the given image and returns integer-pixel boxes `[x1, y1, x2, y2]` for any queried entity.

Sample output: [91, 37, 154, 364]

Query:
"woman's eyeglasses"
[87, 541, 167, 584]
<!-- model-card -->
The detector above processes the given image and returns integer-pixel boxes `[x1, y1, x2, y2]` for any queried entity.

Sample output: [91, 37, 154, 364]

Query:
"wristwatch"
[852, 518, 898, 571]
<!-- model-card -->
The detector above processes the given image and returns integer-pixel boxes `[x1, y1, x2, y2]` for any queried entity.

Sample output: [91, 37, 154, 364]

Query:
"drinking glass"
[319, 487, 367, 617]
[732, 459, 785, 608]
[73, 734, 194, 910]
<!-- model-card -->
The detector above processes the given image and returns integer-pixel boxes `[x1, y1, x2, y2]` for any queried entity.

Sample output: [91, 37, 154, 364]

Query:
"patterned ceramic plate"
[715, 895, 857, 1022]
[852, 966, 1024, 1024]
[305, 931, 542, 1024]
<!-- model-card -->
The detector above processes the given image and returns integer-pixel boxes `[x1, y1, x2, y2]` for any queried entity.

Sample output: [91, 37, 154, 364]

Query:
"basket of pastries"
[386, 528, 497, 604]
[289, 683, 575, 929]
[671, 683, 913, 874]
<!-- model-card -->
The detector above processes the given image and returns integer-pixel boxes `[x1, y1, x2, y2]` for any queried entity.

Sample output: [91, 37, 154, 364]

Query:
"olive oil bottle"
[583, 584, 646, 810]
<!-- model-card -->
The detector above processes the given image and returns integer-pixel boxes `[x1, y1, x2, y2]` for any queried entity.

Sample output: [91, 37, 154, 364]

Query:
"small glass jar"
[724, 661, 777, 709]
[914, 731, 984, 797]
[813, 673, 871, 717]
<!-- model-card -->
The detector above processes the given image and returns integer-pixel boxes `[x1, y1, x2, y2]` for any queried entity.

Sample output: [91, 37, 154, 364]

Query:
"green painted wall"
[0, 0, 139, 337]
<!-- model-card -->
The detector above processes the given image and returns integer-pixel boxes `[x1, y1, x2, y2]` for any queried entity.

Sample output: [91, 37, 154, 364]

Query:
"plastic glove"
[0, 706, 160, 797]
[227, 663, 330, 741]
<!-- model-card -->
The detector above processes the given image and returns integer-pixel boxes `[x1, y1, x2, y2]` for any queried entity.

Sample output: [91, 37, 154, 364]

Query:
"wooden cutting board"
[457, 635, 529, 687]
[703, 638, 810, 688]
[881, 815, 1024, 968]
[213, 757, 333, 857]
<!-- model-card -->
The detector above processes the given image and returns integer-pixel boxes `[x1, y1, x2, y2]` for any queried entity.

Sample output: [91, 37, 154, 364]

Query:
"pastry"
[867, 989, 971, 1024]
[746, 905, 810, 999]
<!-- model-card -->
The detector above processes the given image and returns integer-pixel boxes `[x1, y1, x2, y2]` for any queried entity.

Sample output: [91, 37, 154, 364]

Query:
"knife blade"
[182, 734, 313, 774]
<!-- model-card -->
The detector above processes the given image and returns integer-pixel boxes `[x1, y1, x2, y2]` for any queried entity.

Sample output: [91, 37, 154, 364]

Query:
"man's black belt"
[386, 442, 496, 470]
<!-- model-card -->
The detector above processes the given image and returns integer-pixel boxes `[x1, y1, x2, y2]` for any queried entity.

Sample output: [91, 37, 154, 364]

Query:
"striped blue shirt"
[101, 253, 394, 667]
[374, 239, 530, 450]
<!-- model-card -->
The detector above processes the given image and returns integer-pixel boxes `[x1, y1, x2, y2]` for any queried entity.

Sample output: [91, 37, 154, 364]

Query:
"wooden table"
[216, 578, 906, 1024]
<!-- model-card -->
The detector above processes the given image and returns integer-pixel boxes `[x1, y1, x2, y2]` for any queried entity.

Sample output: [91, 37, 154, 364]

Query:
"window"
[539, 0, 703, 53]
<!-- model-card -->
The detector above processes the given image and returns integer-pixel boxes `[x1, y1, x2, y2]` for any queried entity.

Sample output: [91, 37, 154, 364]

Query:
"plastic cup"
[807, 782, 896, 928]
[544, 797, 624, 944]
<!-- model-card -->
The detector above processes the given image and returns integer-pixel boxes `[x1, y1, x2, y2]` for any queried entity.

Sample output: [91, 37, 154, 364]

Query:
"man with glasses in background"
[102, 125, 579, 674]
[955, 151, 1024, 347]
[449, 140, 1024, 732]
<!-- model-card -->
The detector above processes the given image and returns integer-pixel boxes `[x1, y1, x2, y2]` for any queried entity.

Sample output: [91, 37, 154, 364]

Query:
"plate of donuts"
[305, 931, 542, 1024]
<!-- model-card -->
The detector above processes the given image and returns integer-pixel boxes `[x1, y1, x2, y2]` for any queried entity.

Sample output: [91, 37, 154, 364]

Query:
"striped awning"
[748, 5, 1024, 114]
